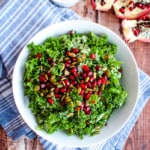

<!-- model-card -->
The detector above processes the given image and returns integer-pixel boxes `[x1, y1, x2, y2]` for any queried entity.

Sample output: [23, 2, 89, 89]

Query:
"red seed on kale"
[55, 94, 62, 98]
[72, 71, 79, 77]
[101, 76, 107, 84]
[60, 87, 67, 93]
[64, 79, 70, 86]
[80, 83, 87, 89]
[70, 67, 77, 73]
[40, 83, 46, 89]
[72, 48, 79, 53]
[92, 80, 97, 88]
[84, 106, 91, 115]
[71, 57, 77, 62]
[87, 71, 93, 77]
[90, 53, 96, 59]
[95, 65, 101, 71]
[81, 72, 87, 78]
[84, 92, 91, 100]
[36, 53, 42, 59]
[39, 74, 47, 83]
[54, 87, 59, 93]
[69, 75, 75, 80]
[71, 80, 78, 86]
[47, 98, 54, 104]
[87, 82, 92, 88]
[97, 91, 101, 96]
[82, 65, 90, 72]
[65, 51, 70, 56]
[97, 78, 102, 86]
[89, 76, 95, 82]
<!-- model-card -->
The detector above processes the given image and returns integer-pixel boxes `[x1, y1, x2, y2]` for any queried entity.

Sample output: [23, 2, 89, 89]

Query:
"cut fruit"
[91, 0, 115, 11]
[122, 19, 150, 42]
[113, 0, 150, 19]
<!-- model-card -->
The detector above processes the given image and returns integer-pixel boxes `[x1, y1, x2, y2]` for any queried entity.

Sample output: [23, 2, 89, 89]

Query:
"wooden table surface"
[0, 0, 150, 150]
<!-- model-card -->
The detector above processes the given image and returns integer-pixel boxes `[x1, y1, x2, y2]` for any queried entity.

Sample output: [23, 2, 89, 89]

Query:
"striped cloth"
[0, 0, 150, 150]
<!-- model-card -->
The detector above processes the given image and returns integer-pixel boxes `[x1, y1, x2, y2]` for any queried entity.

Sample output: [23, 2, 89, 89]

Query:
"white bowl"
[12, 20, 139, 147]
[51, 0, 79, 7]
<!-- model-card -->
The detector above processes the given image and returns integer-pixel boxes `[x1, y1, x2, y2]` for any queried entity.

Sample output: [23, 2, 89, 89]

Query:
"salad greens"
[24, 31, 127, 139]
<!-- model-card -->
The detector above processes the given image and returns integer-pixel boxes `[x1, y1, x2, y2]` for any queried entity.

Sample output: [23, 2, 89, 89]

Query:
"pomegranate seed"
[129, 6, 134, 11]
[69, 75, 75, 80]
[80, 103, 84, 110]
[71, 57, 77, 62]
[55, 94, 62, 98]
[47, 72, 52, 77]
[84, 92, 91, 100]
[101, 76, 107, 84]
[65, 63, 71, 68]
[132, 27, 140, 36]
[72, 48, 79, 53]
[72, 72, 79, 77]
[47, 57, 52, 62]
[70, 67, 77, 73]
[36, 53, 42, 59]
[101, 0, 105, 6]
[80, 83, 87, 89]
[87, 82, 92, 88]
[81, 72, 87, 78]
[146, 3, 150, 9]
[97, 78, 102, 86]
[135, 2, 143, 9]
[64, 79, 70, 86]
[82, 65, 90, 72]
[69, 30, 74, 35]
[129, 1, 134, 5]
[119, 7, 125, 14]
[60, 87, 67, 93]
[97, 91, 101, 96]
[47, 98, 54, 104]
[65, 51, 70, 56]
[51, 61, 55, 67]
[46, 82, 53, 88]
[141, 4, 145, 9]
[87, 71, 93, 77]
[90, 53, 96, 59]
[61, 100, 66, 106]
[84, 106, 91, 115]
[39, 74, 47, 83]
[40, 83, 46, 89]
[65, 59, 71, 64]
[95, 65, 101, 71]
[92, 80, 97, 88]
[89, 76, 95, 82]
[71, 80, 78, 86]
[54, 87, 59, 93]
[80, 89, 85, 96]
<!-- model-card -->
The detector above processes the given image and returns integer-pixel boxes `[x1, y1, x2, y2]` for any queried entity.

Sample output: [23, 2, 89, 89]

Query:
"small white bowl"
[12, 20, 139, 148]
[51, 0, 79, 7]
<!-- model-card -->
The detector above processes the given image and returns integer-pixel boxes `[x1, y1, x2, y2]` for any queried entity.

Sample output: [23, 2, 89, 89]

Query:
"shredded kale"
[24, 31, 128, 139]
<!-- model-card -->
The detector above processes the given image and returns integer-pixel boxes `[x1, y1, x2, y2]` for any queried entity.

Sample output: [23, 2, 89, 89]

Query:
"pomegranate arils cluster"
[36, 46, 110, 115]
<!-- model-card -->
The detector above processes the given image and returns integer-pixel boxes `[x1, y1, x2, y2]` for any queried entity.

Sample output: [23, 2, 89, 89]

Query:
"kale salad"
[24, 31, 127, 139]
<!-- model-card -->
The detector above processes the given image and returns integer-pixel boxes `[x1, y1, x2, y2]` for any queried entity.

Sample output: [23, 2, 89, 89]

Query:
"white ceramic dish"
[12, 20, 139, 147]
[51, 0, 79, 7]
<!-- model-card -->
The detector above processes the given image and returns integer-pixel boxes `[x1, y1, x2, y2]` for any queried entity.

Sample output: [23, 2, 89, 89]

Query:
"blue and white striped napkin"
[0, 0, 150, 150]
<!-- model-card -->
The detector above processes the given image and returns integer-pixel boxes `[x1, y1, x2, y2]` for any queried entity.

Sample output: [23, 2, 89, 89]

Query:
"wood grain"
[0, 0, 150, 149]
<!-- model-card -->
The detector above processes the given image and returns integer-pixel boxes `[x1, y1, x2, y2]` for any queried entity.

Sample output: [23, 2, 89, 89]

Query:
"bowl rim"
[12, 20, 139, 147]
